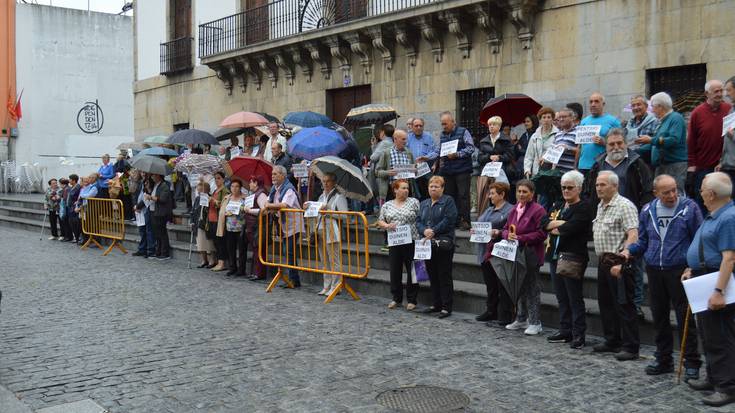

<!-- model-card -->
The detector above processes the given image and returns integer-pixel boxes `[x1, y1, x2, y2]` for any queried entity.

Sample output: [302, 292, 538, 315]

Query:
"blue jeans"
[281, 234, 300, 283]
[137, 211, 155, 255]
[633, 257, 645, 308]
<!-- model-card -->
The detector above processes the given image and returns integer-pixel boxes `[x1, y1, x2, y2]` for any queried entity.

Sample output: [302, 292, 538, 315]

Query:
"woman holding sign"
[477, 116, 515, 214]
[208, 172, 230, 271]
[502, 179, 548, 335]
[377, 179, 421, 310]
[191, 181, 216, 268]
[244, 176, 269, 281]
[523, 107, 558, 178]
[416, 176, 458, 318]
[217, 178, 248, 277]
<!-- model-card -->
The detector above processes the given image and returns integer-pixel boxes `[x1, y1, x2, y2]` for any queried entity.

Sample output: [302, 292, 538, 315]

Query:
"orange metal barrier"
[80, 197, 127, 256]
[258, 208, 370, 303]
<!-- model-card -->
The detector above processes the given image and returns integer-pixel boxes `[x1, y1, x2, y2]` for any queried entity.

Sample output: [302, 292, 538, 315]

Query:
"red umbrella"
[220, 111, 270, 128]
[479, 93, 542, 126]
[225, 156, 274, 188]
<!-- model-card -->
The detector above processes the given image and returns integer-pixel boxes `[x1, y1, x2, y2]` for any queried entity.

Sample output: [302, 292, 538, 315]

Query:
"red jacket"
[687, 101, 732, 169]
[501, 201, 548, 266]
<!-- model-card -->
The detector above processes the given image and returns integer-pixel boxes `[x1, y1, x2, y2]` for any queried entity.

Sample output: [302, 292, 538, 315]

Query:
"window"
[646, 64, 707, 101]
[173, 123, 189, 132]
[456, 87, 494, 141]
[170, 0, 191, 40]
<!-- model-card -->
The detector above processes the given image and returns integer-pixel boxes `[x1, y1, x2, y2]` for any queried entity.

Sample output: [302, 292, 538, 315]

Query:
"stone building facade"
[134, 0, 734, 140]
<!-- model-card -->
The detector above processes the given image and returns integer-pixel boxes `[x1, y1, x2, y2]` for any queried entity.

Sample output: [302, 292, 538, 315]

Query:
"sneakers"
[437, 310, 451, 319]
[688, 378, 714, 392]
[684, 367, 700, 382]
[645, 360, 674, 375]
[702, 392, 735, 407]
[406, 303, 416, 311]
[524, 323, 543, 335]
[547, 332, 572, 343]
[156, 255, 171, 261]
[570, 336, 585, 349]
[380, 245, 389, 253]
[387, 301, 398, 309]
[47, 236, 57, 240]
[505, 320, 528, 330]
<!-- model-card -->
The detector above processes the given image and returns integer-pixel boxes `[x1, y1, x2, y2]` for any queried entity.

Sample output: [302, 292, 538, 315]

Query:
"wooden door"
[327, 85, 371, 126]
[172, 0, 191, 39]
[245, 0, 269, 45]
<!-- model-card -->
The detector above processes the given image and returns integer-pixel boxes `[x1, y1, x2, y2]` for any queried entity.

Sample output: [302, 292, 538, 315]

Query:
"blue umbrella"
[288, 126, 347, 161]
[137, 147, 179, 157]
[283, 111, 333, 128]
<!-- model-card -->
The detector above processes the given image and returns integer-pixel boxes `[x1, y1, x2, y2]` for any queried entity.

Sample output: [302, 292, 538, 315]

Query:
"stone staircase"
[0, 194, 662, 344]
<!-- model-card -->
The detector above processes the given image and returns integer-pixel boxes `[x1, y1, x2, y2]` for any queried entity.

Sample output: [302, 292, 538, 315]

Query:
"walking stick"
[187, 227, 194, 269]
[676, 306, 692, 384]
[39, 210, 48, 241]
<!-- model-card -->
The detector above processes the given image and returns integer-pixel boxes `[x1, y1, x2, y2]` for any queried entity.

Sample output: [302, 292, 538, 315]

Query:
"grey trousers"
[655, 162, 687, 194]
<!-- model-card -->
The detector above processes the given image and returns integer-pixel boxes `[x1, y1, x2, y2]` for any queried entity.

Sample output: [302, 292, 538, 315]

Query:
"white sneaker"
[505, 320, 528, 330]
[47, 236, 56, 240]
[524, 323, 543, 335]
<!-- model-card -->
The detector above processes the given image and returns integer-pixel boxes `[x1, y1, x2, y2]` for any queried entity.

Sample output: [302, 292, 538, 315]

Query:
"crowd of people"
[41, 78, 735, 407]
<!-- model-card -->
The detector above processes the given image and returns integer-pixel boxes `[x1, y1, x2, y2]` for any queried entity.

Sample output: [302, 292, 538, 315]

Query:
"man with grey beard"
[584, 128, 654, 211]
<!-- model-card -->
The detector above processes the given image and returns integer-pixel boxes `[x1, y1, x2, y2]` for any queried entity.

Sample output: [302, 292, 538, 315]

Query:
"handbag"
[413, 260, 430, 283]
[556, 252, 587, 279]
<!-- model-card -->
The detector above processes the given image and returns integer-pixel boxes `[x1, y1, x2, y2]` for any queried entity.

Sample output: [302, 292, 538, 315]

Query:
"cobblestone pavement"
[0, 227, 725, 412]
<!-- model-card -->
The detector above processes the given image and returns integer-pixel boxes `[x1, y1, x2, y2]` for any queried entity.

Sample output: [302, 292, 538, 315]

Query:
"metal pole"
[187, 227, 194, 269]
[40, 210, 48, 241]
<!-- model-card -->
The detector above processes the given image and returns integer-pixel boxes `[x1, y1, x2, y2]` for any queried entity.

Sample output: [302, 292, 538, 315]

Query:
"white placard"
[387, 224, 412, 247]
[481, 162, 503, 177]
[682, 272, 735, 313]
[250, 146, 260, 157]
[574, 125, 602, 144]
[394, 164, 416, 180]
[470, 222, 493, 243]
[304, 201, 323, 218]
[491, 239, 518, 261]
[723, 112, 735, 137]
[542, 145, 565, 164]
[292, 164, 309, 178]
[199, 194, 209, 207]
[135, 210, 146, 227]
[225, 200, 242, 215]
[416, 162, 431, 178]
[244, 194, 255, 209]
[229, 147, 241, 158]
[414, 239, 432, 260]
[440, 140, 459, 157]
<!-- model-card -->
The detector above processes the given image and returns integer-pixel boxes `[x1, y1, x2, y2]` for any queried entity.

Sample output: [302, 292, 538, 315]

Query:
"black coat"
[584, 149, 654, 213]
[151, 181, 173, 218]
[477, 133, 515, 178]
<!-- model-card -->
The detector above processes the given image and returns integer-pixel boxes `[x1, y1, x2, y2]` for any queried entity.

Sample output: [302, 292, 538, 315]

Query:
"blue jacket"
[416, 195, 458, 242]
[651, 111, 687, 166]
[627, 196, 702, 269]
[438, 126, 474, 175]
[97, 163, 115, 189]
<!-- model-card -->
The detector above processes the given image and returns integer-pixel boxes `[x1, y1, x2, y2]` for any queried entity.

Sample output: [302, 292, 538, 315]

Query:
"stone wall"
[134, 0, 735, 139]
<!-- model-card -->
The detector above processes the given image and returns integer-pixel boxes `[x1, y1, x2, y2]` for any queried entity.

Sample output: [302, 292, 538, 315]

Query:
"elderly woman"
[524, 107, 558, 178]
[544, 170, 592, 348]
[417, 176, 458, 318]
[75, 173, 99, 245]
[502, 179, 548, 335]
[475, 182, 514, 324]
[218, 177, 248, 277]
[477, 116, 514, 214]
[208, 171, 230, 271]
[45, 178, 61, 240]
[191, 181, 216, 268]
[244, 176, 269, 281]
[377, 179, 421, 310]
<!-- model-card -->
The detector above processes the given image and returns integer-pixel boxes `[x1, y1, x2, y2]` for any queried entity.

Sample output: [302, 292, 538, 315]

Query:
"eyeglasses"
[561, 186, 577, 191]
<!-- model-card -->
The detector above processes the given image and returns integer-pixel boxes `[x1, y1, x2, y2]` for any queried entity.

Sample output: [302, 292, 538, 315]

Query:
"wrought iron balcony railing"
[198, 0, 439, 58]
[160, 37, 194, 75]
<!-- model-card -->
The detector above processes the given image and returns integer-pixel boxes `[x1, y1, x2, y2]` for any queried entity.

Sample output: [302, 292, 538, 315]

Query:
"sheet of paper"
[414, 239, 432, 260]
[682, 271, 735, 313]
[481, 162, 503, 178]
[292, 164, 309, 178]
[303, 201, 323, 218]
[250, 146, 260, 157]
[416, 162, 431, 178]
[225, 200, 242, 215]
[574, 125, 602, 144]
[542, 145, 565, 164]
[135, 210, 146, 227]
[243, 194, 255, 209]
[491, 239, 518, 261]
[722, 112, 735, 137]
[199, 194, 209, 207]
[387, 224, 412, 247]
[230, 147, 241, 158]
[394, 164, 416, 179]
[470, 222, 492, 243]
[440, 139, 459, 157]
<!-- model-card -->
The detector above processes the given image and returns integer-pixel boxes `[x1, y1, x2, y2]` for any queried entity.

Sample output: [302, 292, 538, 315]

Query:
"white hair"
[650, 92, 673, 110]
[653, 174, 676, 189]
[705, 79, 723, 92]
[561, 170, 584, 188]
[598, 170, 619, 186]
[703, 172, 733, 198]
[273, 165, 287, 176]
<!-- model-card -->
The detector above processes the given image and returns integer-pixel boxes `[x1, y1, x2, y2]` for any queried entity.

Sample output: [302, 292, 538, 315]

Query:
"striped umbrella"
[344, 103, 398, 127]
[284, 111, 333, 128]
[220, 111, 269, 128]
[310, 156, 373, 202]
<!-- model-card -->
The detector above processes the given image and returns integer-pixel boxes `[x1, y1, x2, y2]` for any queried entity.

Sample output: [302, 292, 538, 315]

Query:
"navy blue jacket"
[416, 195, 458, 242]
[438, 126, 474, 175]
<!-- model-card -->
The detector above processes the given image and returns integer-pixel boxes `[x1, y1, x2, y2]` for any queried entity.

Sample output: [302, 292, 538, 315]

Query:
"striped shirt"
[553, 127, 578, 172]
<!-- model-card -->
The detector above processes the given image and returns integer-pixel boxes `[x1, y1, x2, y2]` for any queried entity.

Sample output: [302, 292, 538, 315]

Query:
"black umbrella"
[256, 112, 281, 124]
[344, 103, 398, 127]
[167, 129, 219, 145]
[130, 155, 173, 176]
[532, 168, 563, 206]
[214, 127, 245, 141]
[490, 226, 528, 312]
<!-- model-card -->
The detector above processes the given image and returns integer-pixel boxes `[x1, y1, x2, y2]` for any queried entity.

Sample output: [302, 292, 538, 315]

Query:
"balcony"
[160, 37, 194, 76]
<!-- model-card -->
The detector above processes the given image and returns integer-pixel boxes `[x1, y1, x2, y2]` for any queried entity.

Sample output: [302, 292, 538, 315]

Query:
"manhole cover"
[376, 385, 470, 413]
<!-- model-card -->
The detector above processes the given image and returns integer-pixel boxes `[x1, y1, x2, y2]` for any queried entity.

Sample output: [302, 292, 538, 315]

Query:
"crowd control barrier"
[258, 208, 370, 303]
[81, 197, 127, 256]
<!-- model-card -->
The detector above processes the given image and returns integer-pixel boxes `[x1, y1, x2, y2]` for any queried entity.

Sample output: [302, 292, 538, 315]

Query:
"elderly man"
[405, 117, 414, 130]
[687, 80, 733, 208]
[718, 76, 735, 184]
[592, 171, 640, 361]
[634, 92, 688, 193]
[682, 172, 735, 407]
[224, 136, 243, 161]
[408, 118, 438, 200]
[310, 172, 349, 296]
[145, 173, 172, 260]
[271, 142, 293, 177]
[437, 111, 475, 230]
[97, 154, 115, 198]
[263, 122, 287, 163]
[566, 102, 584, 126]
[376, 129, 415, 202]
[578, 93, 622, 174]
[626, 95, 659, 165]
[265, 165, 303, 288]
[550, 108, 580, 173]
[621, 175, 702, 379]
